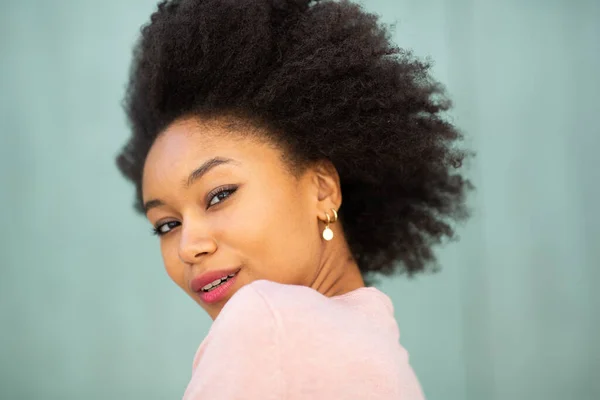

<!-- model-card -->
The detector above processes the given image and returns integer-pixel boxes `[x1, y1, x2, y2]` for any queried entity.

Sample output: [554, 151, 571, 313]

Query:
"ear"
[310, 160, 342, 218]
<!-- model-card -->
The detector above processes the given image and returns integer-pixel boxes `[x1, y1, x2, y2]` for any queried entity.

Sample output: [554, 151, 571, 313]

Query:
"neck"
[310, 235, 365, 297]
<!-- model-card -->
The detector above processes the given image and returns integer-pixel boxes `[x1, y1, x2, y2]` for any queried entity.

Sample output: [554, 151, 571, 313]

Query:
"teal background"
[1, 0, 598, 399]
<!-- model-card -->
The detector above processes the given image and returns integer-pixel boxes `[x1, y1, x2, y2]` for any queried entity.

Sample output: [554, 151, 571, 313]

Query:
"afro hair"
[116, 0, 473, 284]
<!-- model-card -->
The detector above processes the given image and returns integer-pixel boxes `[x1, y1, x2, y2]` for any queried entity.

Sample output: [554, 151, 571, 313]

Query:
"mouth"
[191, 268, 241, 305]
[199, 271, 238, 292]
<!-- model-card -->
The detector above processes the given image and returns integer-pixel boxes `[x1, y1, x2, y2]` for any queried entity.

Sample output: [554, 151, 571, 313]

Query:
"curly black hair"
[116, 0, 473, 285]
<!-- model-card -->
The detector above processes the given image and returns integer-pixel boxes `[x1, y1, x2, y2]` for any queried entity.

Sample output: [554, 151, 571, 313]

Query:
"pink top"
[183, 280, 426, 399]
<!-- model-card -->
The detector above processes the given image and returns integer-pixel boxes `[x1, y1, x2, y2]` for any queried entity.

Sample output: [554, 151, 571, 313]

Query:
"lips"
[191, 268, 241, 293]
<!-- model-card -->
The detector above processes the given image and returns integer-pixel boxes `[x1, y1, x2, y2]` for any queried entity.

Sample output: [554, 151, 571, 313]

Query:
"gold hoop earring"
[330, 208, 338, 223]
[322, 212, 334, 241]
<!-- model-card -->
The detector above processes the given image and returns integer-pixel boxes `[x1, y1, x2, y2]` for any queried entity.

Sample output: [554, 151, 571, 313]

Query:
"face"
[142, 117, 337, 319]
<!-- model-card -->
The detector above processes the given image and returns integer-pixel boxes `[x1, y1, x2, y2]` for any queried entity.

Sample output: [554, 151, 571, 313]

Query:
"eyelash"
[207, 185, 238, 208]
[151, 185, 238, 236]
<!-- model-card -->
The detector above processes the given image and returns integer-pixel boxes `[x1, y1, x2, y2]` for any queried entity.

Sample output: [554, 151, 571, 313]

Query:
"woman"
[116, 0, 471, 398]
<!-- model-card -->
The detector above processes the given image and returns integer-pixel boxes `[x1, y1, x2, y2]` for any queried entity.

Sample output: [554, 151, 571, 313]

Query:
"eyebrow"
[143, 156, 236, 214]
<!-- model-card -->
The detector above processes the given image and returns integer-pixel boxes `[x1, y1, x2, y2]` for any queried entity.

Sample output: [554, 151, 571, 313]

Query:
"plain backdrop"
[1, 0, 599, 399]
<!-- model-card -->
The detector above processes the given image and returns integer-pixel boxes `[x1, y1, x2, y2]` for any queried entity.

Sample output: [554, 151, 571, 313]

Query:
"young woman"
[116, 0, 471, 398]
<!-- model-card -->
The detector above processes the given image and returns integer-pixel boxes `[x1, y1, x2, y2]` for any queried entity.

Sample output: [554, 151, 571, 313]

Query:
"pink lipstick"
[191, 268, 240, 304]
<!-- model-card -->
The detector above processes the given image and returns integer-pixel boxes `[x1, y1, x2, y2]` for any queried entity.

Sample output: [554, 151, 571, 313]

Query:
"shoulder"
[193, 281, 284, 376]
[209, 280, 280, 336]
[209, 280, 307, 333]
[210, 280, 400, 355]
[194, 280, 313, 378]
[219, 280, 376, 348]
[186, 282, 287, 398]
[210, 280, 339, 343]
[221, 280, 330, 323]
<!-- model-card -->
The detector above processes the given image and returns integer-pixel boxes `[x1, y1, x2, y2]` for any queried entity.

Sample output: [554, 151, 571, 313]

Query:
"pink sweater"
[183, 280, 425, 399]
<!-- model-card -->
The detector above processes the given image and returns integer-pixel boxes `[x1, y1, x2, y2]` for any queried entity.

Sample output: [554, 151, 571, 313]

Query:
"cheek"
[224, 184, 321, 283]
[160, 237, 187, 290]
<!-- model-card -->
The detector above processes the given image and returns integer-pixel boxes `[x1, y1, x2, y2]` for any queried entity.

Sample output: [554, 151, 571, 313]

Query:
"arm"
[183, 285, 284, 400]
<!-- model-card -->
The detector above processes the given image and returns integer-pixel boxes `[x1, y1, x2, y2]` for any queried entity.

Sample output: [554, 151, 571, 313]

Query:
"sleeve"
[182, 285, 284, 400]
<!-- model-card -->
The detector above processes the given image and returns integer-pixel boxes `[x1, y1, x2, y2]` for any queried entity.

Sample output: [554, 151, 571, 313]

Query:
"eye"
[207, 186, 237, 208]
[152, 220, 180, 236]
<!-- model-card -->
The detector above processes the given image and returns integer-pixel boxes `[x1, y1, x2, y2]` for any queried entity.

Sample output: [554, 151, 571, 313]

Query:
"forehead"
[142, 117, 284, 191]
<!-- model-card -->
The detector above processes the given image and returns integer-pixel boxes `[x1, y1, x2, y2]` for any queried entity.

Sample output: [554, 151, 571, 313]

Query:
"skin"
[142, 116, 365, 320]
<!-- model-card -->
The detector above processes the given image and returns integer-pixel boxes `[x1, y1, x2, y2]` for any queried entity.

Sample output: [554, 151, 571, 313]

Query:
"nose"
[178, 220, 218, 264]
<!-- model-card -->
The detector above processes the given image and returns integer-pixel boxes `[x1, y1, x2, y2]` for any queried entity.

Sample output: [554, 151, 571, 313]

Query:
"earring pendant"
[322, 212, 334, 241]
